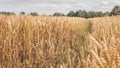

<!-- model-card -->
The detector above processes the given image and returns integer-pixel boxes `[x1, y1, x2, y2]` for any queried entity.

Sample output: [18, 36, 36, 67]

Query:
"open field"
[0, 15, 120, 68]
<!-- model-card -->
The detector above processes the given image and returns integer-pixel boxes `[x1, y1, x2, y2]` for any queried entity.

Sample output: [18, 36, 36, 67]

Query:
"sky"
[0, 0, 120, 15]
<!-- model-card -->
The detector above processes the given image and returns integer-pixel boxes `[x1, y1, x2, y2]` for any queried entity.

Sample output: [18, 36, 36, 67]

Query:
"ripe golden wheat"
[0, 15, 120, 68]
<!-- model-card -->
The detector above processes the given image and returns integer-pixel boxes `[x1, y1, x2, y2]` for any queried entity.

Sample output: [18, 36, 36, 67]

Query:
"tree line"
[0, 11, 15, 15]
[0, 5, 120, 18]
[0, 11, 39, 16]
[53, 5, 120, 18]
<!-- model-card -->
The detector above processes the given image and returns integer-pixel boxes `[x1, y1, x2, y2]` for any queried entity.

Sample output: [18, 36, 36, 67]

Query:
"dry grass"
[0, 15, 120, 68]
[89, 16, 120, 68]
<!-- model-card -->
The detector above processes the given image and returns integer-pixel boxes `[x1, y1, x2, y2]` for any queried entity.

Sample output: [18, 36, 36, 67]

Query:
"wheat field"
[0, 15, 120, 68]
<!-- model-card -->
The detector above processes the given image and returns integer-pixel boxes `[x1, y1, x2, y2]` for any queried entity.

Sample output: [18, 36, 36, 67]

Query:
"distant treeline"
[0, 5, 120, 18]
[53, 5, 120, 18]
[0, 11, 39, 16]
[0, 12, 15, 15]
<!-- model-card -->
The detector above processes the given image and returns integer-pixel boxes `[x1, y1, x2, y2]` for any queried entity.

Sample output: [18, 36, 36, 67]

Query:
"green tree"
[0, 11, 15, 15]
[53, 12, 64, 16]
[20, 12, 25, 15]
[75, 10, 83, 17]
[104, 12, 110, 16]
[75, 10, 87, 18]
[111, 5, 120, 15]
[97, 11, 104, 17]
[30, 12, 38, 16]
[85, 12, 91, 18]
[88, 11, 96, 18]
[67, 11, 75, 17]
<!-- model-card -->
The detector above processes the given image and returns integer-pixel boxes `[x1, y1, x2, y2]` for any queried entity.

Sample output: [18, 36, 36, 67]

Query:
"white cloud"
[75, 3, 86, 7]
[100, 0, 120, 6]
[0, 0, 119, 14]
[112, 0, 120, 5]
[100, 1, 110, 5]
